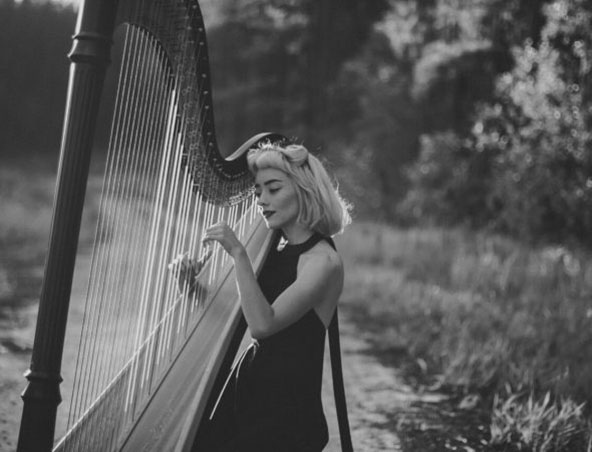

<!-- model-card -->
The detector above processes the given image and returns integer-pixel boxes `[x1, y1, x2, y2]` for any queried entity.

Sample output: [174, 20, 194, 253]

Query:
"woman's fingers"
[202, 221, 230, 243]
[202, 222, 244, 257]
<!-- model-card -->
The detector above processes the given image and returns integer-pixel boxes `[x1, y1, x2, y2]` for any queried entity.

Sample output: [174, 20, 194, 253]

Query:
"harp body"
[17, 1, 284, 450]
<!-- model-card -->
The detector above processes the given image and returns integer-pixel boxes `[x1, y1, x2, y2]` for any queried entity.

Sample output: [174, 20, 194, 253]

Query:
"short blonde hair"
[247, 143, 351, 237]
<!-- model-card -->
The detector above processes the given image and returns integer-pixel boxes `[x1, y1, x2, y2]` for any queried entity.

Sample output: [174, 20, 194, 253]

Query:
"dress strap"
[329, 308, 354, 452]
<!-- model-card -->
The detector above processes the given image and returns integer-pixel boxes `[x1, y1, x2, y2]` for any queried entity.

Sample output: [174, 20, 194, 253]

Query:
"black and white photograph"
[1, 0, 591, 451]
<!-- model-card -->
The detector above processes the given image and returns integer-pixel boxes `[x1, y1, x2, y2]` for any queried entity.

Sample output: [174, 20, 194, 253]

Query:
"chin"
[263, 218, 279, 230]
[263, 217, 290, 232]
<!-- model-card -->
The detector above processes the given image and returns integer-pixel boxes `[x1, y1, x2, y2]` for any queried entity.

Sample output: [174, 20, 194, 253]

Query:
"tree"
[479, 0, 592, 244]
[328, 0, 523, 219]
[400, 0, 592, 246]
[0, 0, 75, 156]
[206, 0, 389, 151]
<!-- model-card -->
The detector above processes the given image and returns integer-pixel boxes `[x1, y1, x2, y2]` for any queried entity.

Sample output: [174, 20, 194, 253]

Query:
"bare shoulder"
[298, 240, 343, 280]
[298, 240, 344, 326]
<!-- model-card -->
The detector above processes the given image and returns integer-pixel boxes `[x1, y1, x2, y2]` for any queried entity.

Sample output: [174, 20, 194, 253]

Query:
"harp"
[16, 0, 286, 450]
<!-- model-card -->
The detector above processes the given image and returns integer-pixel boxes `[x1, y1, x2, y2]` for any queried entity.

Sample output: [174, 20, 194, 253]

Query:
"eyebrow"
[255, 178, 283, 188]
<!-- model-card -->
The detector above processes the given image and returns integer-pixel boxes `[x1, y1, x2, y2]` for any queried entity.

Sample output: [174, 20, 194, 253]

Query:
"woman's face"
[254, 168, 300, 231]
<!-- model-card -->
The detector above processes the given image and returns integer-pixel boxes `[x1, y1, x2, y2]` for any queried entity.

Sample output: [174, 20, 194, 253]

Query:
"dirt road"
[323, 314, 403, 452]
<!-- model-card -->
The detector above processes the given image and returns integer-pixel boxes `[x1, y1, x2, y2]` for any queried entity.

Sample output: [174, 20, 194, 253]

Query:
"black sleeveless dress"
[204, 232, 334, 452]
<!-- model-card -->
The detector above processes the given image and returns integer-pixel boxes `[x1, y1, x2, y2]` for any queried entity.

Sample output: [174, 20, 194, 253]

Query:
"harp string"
[93, 20, 152, 413]
[68, 18, 171, 432]
[152, 130, 186, 371]
[106, 29, 176, 437]
[67, 21, 136, 430]
[137, 94, 179, 390]
[116, 29, 166, 391]
[77, 23, 146, 444]
[129, 91, 178, 404]
[95, 22, 150, 413]
[173, 164, 197, 338]
[133, 85, 176, 355]
[109, 26, 166, 408]
[136, 23, 174, 387]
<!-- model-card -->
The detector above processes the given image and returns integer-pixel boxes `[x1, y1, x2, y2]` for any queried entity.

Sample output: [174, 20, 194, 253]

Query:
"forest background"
[1, 0, 592, 450]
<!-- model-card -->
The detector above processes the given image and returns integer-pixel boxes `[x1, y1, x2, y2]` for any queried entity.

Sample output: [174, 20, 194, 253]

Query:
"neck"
[282, 223, 314, 245]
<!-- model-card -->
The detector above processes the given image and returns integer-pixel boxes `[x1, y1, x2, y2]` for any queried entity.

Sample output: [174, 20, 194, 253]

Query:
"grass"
[336, 221, 592, 450]
[490, 393, 591, 451]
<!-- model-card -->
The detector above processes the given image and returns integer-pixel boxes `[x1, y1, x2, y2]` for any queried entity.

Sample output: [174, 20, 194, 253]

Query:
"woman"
[199, 142, 351, 452]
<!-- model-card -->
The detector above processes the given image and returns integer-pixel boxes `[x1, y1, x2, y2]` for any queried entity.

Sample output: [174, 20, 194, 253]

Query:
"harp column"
[17, 1, 118, 451]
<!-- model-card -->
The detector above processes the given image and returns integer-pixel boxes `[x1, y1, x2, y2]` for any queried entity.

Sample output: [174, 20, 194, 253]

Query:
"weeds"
[490, 393, 591, 451]
[336, 222, 592, 450]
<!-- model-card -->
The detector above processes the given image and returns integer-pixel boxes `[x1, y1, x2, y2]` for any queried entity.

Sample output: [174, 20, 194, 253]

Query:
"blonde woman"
[199, 143, 351, 452]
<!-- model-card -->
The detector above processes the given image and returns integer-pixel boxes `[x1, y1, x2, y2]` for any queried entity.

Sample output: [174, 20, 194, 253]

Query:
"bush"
[398, 131, 498, 228]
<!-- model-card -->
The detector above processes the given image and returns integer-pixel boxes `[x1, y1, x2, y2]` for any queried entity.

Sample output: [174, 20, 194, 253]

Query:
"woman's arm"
[203, 222, 343, 339]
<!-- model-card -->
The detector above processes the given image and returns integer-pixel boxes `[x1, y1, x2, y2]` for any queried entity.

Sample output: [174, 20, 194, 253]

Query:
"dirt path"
[323, 306, 492, 452]
[322, 315, 403, 451]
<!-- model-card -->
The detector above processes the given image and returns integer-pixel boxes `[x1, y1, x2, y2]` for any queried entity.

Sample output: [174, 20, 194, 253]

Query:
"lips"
[262, 211, 275, 219]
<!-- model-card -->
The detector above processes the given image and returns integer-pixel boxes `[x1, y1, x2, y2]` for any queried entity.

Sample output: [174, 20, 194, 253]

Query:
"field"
[2, 160, 592, 451]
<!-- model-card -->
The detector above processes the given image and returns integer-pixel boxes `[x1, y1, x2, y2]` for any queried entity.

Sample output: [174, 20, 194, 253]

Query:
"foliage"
[207, 0, 389, 150]
[400, 0, 592, 247]
[330, 0, 545, 220]
[490, 393, 591, 451]
[327, 29, 420, 218]
[0, 0, 75, 156]
[397, 132, 496, 226]
[482, 0, 592, 246]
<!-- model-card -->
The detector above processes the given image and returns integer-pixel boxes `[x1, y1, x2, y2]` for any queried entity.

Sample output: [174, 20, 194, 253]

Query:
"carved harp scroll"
[16, 0, 284, 451]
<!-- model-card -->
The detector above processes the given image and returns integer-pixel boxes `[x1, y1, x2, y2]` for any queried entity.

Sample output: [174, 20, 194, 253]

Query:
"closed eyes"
[254, 187, 280, 198]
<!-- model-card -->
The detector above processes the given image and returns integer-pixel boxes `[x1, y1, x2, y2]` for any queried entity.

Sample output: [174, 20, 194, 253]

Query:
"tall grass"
[336, 222, 592, 450]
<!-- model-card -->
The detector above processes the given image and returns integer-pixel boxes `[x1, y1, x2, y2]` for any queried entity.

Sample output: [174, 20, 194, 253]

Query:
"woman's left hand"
[202, 222, 245, 258]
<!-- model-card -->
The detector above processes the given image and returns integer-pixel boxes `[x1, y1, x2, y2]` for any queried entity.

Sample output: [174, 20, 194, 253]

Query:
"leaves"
[400, 0, 592, 248]
[490, 392, 591, 451]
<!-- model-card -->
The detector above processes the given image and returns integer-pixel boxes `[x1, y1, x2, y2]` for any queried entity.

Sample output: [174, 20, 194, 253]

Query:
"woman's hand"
[168, 248, 213, 295]
[202, 221, 245, 259]
[168, 251, 197, 294]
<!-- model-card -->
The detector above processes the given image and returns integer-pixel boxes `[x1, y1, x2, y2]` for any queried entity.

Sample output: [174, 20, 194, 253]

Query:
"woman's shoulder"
[299, 239, 343, 277]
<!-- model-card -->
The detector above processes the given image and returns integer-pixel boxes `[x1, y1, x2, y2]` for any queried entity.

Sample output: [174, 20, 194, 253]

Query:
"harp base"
[17, 370, 63, 452]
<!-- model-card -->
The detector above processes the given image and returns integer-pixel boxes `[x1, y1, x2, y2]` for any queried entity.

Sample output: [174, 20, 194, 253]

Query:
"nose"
[257, 192, 269, 207]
